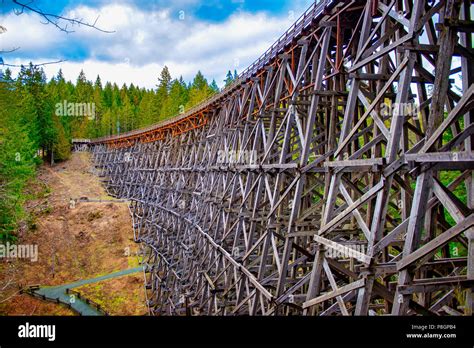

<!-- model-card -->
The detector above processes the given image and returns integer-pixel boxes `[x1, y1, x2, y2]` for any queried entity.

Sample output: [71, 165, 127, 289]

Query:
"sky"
[0, 0, 315, 89]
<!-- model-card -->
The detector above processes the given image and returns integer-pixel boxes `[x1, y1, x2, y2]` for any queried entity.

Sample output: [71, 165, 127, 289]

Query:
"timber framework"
[81, 0, 474, 315]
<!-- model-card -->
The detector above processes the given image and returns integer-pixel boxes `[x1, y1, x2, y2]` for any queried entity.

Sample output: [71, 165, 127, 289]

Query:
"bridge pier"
[89, 0, 474, 316]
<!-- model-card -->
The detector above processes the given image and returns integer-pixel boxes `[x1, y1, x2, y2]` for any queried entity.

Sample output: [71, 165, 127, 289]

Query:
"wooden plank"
[397, 214, 474, 271]
[313, 235, 371, 264]
[302, 279, 366, 309]
[420, 84, 474, 153]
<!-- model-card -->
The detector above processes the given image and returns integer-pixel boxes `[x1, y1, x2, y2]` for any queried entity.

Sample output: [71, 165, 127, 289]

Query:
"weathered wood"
[87, 0, 474, 316]
[302, 279, 366, 309]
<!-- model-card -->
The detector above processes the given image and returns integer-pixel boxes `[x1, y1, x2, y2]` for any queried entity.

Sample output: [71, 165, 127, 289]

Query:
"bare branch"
[12, 0, 115, 34]
[2, 59, 67, 67]
[0, 47, 21, 54]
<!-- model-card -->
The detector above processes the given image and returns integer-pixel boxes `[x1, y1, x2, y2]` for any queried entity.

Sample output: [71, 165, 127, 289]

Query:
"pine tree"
[94, 75, 102, 90]
[137, 91, 155, 127]
[17, 63, 54, 159]
[224, 70, 234, 86]
[90, 75, 104, 138]
[120, 93, 135, 132]
[187, 71, 214, 108]
[0, 63, 227, 241]
[155, 66, 172, 121]
[101, 109, 113, 136]
[52, 114, 71, 161]
[103, 82, 113, 108]
[72, 70, 94, 138]
[210, 79, 219, 93]
[56, 69, 65, 83]
[2, 68, 13, 83]
[162, 78, 189, 118]
[0, 73, 37, 241]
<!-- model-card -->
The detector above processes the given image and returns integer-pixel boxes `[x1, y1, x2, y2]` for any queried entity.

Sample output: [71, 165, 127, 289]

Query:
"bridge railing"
[65, 288, 109, 315]
[90, 0, 331, 144]
[238, 0, 330, 80]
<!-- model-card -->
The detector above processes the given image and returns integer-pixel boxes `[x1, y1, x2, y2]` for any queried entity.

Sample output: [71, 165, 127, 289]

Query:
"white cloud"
[1, 2, 303, 88]
[0, 11, 65, 53]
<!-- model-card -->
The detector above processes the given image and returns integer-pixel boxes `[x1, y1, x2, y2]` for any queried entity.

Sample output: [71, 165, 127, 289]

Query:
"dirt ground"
[74, 273, 147, 315]
[0, 152, 146, 315]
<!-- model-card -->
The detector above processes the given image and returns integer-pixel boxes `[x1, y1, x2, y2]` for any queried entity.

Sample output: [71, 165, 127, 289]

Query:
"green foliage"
[0, 72, 38, 241]
[52, 114, 71, 161]
[64, 66, 221, 136]
[186, 71, 215, 109]
[0, 63, 227, 241]
[224, 70, 234, 86]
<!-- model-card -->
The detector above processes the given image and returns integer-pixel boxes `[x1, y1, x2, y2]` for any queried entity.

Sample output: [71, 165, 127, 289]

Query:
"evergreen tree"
[137, 91, 155, 127]
[187, 71, 213, 108]
[52, 113, 71, 161]
[224, 70, 234, 86]
[2, 68, 13, 83]
[210, 79, 219, 93]
[0, 73, 37, 241]
[94, 75, 102, 90]
[0, 63, 226, 240]
[162, 78, 189, 117]
[91, 75, 104, 138]
[17, 63, 54, 158]
[154, 66, 172, 121]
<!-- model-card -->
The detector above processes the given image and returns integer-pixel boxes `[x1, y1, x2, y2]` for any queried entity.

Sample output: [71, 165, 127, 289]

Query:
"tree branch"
[0, 47, 20, 54]
[12, 0, 115, 34]
[2, 59, 67, 67]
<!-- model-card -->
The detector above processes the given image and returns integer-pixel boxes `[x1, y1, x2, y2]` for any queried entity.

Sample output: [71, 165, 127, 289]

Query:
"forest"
[0, 63, 238, 242]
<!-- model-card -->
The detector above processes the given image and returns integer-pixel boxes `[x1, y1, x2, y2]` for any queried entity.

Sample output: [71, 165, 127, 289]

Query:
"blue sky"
[1, 0, 314, 88]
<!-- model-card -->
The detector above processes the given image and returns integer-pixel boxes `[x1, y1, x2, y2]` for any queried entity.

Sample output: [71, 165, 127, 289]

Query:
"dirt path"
[0, 152, 147, 315]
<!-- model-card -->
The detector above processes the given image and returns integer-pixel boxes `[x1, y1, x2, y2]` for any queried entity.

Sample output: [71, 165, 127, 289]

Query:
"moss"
[72, 274, 146, 315]
[439, 170, 468, 257]
[127, 256, 140, 268]
[86, 211, 103, 221]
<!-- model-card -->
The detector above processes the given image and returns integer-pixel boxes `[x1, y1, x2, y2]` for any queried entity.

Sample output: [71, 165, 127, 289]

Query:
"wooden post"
[86, 0, 474, 316]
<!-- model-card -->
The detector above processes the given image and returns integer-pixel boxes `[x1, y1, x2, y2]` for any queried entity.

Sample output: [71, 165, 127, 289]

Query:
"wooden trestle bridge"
[80, 0, 474, 315]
